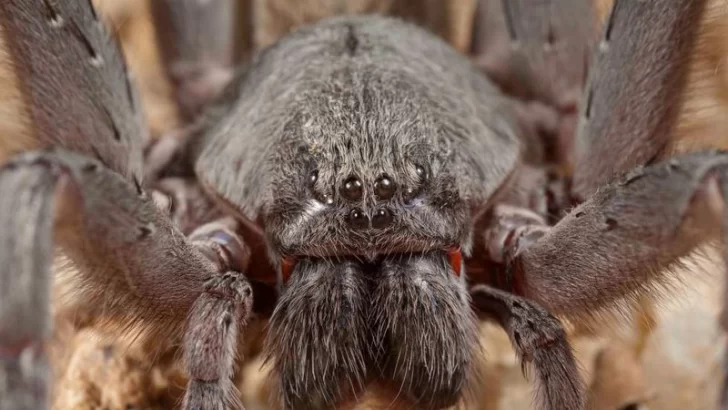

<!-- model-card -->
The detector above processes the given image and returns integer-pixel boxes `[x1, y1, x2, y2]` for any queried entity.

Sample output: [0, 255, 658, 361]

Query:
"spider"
[0, 1, 724, 409]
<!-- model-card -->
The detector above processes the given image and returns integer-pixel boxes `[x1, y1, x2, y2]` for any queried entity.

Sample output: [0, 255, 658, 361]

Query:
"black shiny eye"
[374, 175, 396, 200]
[347, 208, 369, 229]
[321, 192, 334, 204]
[404, 165, 427, 202]
[415, 165, 427, 182]
[403, 186, 419, 201]
[309, 169, 318, 185]
[341, 176, 363, 200]
[309, 169, 333, 204]
[372, 208, 393, 228]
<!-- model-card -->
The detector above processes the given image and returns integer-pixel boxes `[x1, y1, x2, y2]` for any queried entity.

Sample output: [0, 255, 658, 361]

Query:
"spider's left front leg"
[479, 150, 728, 408]
[471, 1, 716, 408]
[470, 283, 584, 410]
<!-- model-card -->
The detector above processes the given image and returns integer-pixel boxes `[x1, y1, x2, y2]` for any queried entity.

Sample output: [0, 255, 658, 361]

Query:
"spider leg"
[182, 270, 251, 410]
[0, 150, 206, 409]
[469, 0, 597, 167]
[489, 151, 725, 316]
[1, 2, 255, 408]
[0, 1, 147, 178]
[149, 0, 246, 121]
[572, 0, 708, 198]
[0, 151, 256, 409]
[470, 0, 595, 106]
[472, 0, 709, 191]
[0, 0, 223, 340]
[470, 285, 583, 410]
[0, 155, 61, 410]
[483, 151, 728, 407]
[144, 0, 255, 181]
[151, 177, 225, 235]
[183, 219, 254, 410]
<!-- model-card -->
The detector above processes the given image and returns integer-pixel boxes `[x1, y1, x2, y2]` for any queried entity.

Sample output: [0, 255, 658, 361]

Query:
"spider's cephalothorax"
[190, 18, 520, 407]
[0, 1, 724, 410]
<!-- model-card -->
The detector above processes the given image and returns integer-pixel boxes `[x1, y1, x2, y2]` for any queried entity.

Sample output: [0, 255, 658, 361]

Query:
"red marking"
[448, 248, 462, 277]
[511, 258, 526, 296]
[280, 257, 296, 284]
[0, 338, 43, 359]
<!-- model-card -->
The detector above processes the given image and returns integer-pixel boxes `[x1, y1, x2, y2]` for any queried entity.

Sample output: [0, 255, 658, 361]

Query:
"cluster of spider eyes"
[308, 165, 428, 229]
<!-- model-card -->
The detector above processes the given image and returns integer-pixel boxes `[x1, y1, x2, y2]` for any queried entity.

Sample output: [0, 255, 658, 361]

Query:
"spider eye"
[403, 186, 420, 202]
[309, 169, 318, 185]
[341, 176, 363, 200]
[374, 175, 396, 200]
[347, 207, 370, 229]
[403, 164, 428, 203]
[308, 168, 334, 204]
[372, 208, 393, 228]
[415, 165, 427, 181]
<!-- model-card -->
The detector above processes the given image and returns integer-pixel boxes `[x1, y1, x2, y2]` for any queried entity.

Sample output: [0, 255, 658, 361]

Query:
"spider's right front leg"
[0, 149, 210, 409]
[0, 1, 253, 408]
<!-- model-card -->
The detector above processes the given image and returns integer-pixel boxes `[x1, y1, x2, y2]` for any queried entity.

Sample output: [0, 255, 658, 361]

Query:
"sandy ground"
[45, 1, 728, 409]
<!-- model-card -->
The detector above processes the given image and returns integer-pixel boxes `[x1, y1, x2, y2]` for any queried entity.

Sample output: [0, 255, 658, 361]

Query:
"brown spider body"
[0, 1, 726, 410]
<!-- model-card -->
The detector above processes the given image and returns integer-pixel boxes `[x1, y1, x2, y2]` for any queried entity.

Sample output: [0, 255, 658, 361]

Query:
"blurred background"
[47, 0, 728, 409]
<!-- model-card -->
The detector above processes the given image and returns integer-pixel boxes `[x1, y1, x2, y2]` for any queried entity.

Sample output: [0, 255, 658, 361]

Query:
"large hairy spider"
[0, 1, 724, 409]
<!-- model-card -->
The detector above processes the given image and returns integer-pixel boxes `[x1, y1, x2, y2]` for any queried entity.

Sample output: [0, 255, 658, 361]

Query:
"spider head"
[259, 71, 479, 408]
[264, 66, 472, 273]
[271, 152, 467, 247]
